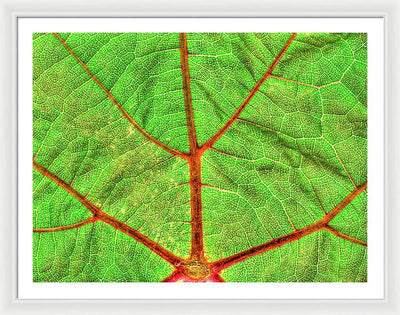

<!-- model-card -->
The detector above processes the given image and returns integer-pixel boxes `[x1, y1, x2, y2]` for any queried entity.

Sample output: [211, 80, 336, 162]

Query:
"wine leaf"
[33, 32, 367, 282]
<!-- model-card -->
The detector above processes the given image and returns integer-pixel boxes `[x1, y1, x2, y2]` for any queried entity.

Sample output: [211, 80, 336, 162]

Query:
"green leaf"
[33, 32, 367, 282]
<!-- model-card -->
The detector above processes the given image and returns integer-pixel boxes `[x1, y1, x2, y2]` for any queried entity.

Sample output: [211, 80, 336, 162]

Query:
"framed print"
[1, 0, 399, 314]
[17, 17, 384, 300]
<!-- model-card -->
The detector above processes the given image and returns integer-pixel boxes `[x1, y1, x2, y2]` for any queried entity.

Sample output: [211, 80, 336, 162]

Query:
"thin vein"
[51, 32, 188, 160]
[330, 144, 357, 189]
[33, 217, 97, 233]
[33, 32, 49, 42]
[269, 74, 321, 88]
[324, 225, 367, 247]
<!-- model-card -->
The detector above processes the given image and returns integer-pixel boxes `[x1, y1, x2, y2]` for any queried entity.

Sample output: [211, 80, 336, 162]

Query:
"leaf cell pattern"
[33, 32, 367, 282]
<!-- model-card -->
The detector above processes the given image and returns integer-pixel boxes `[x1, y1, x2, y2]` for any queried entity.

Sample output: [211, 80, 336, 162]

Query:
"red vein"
[209, 273, 226, 282]
[211, 180, 367, 272]
[51, 32, 188, 160]
[33, 217, 97, 233]
[179, 33, 204, 261]
[33, 160, 183, 267]
[199, 33, 297, 154]
[179, 33, 198, 154]
[187, 156, 204, 260]
[162, 270, 185, 282]
[33, 160, 100, 215]
[321, 180, 367, 223]
[324, 225, 367, 247]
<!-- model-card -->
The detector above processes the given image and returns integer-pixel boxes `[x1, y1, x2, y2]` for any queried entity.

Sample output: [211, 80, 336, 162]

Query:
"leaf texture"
[33, 32, 367, 282]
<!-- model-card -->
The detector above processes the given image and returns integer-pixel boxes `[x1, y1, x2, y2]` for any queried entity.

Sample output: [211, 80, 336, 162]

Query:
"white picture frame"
[1, 0, 399, 313]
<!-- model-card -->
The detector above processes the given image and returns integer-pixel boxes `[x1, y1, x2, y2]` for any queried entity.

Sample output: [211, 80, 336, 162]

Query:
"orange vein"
[33, 160, 183, 267]
[324, 225, 367, 247]
[210, 273, 226, 282]
[199, 33, 297, 154]
[321, 180, 367, 223]
[179, 33, 198, 154]
[33, 161, 100, 215]
[179, 33, 204, 261]
[162, 270, 185, 282]
[33, 217, 98, 233]
[211, 180, 367, 272]
[51, 32, 188, 160]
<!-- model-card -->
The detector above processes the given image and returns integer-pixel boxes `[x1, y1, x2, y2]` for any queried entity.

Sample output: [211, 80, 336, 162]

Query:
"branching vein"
[51, 32, 188, 160]
[33, 160, 183, 267]
[33, 32, 368, 283]
[211, 181, 367, 272]
[199, 33, 297, 154]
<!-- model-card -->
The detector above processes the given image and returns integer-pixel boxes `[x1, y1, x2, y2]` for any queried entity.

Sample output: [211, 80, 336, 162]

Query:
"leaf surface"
[33, 32, 367, 282]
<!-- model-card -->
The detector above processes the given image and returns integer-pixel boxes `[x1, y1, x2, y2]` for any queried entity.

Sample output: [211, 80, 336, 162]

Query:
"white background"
[17, 18, 384, 300]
